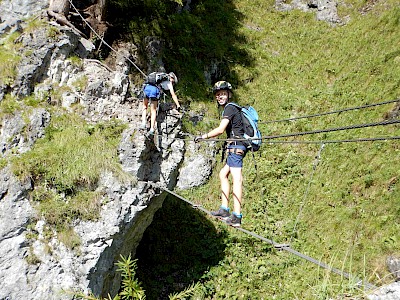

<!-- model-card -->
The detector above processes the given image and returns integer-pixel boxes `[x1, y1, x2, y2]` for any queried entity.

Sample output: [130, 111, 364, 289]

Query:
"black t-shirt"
[223, 104, 245, 145]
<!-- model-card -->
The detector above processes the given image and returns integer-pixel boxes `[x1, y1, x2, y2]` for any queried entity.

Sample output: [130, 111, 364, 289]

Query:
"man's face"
[215, 90, 229, 106]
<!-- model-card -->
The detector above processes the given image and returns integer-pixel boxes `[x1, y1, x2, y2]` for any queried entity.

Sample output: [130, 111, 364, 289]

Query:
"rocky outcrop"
[177, 140, 217, 190]
[0, 108, 50, 155]
[0, 5, 208, 299]
[367, 282, 400, 300]
[275, 0, 343, 25]
[0, 0, 48, 35]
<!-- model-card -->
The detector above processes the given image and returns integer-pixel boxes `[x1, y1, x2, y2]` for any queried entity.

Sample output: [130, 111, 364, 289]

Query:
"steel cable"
[262, 136, 400, 144]
[196, 119, 400, 143]
[158, 186, 377, 291]
[260, 98, 399, 124]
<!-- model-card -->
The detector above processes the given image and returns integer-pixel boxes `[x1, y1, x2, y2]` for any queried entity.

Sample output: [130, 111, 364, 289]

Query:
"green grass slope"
[133, 0, 400, 299]
[1, 0, 398, 298]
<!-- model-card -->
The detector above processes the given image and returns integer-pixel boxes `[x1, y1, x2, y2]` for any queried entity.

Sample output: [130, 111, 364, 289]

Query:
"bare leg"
[141, 98, 149, 126]
[150, 100, 158, 131]
[219, 164, 231, 208]
[230, 167, 243, 215]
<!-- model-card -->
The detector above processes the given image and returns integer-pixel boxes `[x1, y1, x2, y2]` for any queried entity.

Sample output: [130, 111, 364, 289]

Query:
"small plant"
[25, 246, 41, 265]
[49, 85, 72, 106]
[22, 94, 43, 107]
[0, 29, 22, 86]
[58, 227, 82, 250]
[168, 282, 199, 300]
[0, 94, 22, 115]
[24, 16, 47, 34]
[73, 254, 146, 300]
[69, 55, 84, 68]
[0, 49, 21, 86]
[73, 254, 199, 300]
[47, 26, 61, 39]
[72, 75, 88, 92]
[0, 158, 7, 170]
[116, 255, 146, 300]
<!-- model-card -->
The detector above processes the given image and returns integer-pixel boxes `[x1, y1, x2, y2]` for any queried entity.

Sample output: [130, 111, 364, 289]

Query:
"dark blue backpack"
[224, 103, 262, 151]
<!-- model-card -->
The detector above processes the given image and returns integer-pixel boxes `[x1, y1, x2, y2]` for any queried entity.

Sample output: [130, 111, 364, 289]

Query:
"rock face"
[177, 140, 217, 190]
[367, 282, 400, 300]
[275, 0, 343, 25]
[0, 0, 48, 34]
[0, 3, 213, 299]
[0, 1, 398, 300]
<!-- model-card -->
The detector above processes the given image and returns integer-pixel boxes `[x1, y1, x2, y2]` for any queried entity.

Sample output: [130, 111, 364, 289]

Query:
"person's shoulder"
[224, 103, 240, 112]
[222, 103, 236, 117]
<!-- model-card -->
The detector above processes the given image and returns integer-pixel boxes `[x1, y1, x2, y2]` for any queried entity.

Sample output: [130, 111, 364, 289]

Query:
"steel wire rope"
[290, 143, 325, 244]
[195, 119, 400, 143]
[168, 132, 400, 144]
[259, 98, 400, 124]
[67, 0, 147, 78]
[158, 186, 377, 290]
[261, 136, 400, 144]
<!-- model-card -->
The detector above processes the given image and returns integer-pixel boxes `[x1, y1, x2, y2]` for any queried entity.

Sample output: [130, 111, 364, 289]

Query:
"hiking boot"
[225, 214, 242, 227]
[211, 207, 230, 219]
[139, 123, 147, 131]
[147, 129, 155, 136]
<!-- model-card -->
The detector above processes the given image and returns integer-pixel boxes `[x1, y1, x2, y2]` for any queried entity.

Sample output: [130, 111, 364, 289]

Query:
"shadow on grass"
[135, 193, 227, 300]
[106, 0, 254, 100]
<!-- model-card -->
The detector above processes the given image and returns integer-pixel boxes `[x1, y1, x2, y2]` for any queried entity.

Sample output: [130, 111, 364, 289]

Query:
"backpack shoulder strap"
[226, 102, 241, 109]
[222, 102, 241, 116]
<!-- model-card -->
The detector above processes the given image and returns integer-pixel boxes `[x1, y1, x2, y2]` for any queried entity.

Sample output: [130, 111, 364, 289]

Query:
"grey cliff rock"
[0, 8, 214, 299]
[275, 0, 343, 25]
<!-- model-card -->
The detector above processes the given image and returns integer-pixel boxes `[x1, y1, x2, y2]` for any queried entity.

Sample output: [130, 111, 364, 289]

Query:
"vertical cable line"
[290, 143, 325, 244]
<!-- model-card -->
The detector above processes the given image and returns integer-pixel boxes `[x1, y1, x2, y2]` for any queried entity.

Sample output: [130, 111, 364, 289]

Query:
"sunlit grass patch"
[12, 114, 128, 192]
[10, 114, 132, 247]
[0, 47, 21, 86]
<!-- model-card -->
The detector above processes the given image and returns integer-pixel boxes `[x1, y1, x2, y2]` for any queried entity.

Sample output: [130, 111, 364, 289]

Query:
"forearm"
[172, 95, 180, 107]
[201, 128, 224, 139]
[201, 119, 229, 139]
[170, 90, 180, 107]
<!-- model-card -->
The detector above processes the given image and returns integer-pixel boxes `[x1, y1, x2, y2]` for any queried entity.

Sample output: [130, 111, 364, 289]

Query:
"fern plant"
[116, 255, 146, 300]
[74, 254, 198, 300]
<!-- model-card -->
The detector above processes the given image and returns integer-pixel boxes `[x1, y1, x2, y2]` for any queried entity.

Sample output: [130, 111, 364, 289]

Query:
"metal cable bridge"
[157, 186, 377, 291]
[65, 3, 397, 291]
